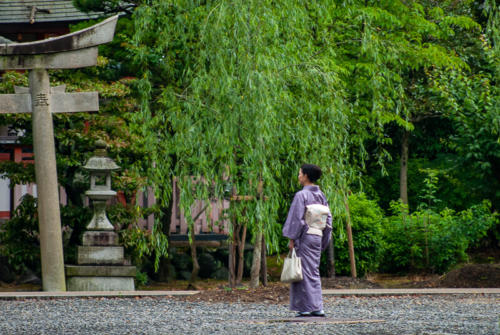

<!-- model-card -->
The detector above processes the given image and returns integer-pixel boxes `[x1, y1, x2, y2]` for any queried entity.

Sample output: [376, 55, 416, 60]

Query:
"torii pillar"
[0, 16, 118, 291]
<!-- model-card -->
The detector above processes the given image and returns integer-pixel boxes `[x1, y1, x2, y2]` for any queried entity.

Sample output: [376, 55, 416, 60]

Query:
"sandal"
[311, 310, 325, 317]
[295, 312, 311, 317]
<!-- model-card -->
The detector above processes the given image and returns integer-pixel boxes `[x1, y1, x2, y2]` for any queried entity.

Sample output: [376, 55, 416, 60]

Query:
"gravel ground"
[0, 294, 498, 335]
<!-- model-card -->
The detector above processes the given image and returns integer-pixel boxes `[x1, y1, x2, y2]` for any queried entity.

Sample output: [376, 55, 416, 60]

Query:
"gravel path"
[0, 294, 498, 334]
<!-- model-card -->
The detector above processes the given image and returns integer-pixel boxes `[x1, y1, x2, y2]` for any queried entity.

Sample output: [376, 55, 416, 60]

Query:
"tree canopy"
[130, 0, 498, 255]
[0, 0, 498, 277]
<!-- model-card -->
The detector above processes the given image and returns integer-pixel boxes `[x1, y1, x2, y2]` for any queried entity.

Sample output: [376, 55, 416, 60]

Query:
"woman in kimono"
[282, 164, 332, 317]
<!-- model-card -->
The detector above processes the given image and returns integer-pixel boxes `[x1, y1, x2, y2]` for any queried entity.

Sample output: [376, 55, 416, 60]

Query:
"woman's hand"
[288, 239, 294, 250]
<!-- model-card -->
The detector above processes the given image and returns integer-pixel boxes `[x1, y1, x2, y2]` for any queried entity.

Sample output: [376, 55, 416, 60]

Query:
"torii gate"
[0, 16, 118, 291]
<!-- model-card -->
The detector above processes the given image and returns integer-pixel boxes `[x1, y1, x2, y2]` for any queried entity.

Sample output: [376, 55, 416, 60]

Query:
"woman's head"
[299, 164, 322, 185]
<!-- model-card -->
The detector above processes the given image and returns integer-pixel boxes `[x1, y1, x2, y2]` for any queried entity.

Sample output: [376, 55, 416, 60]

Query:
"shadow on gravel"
[247, 318, 385, 325]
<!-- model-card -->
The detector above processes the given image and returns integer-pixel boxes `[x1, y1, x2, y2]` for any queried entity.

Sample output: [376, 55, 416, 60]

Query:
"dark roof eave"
[0, 0, 104, 25]
[0, 136, 21, 145]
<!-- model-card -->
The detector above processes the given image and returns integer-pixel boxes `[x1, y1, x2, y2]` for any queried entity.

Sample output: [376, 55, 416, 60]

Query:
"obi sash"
[304, 204, 330, 236]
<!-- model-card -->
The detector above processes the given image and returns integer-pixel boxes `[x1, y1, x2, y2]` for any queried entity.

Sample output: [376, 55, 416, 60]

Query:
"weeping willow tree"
[130, 0, 356, 268]
[129, 0, 482, 274]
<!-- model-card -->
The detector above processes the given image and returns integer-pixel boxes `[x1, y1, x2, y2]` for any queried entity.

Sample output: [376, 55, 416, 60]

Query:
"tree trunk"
[344, 195, 357, 278]
[188, 225, 199, 289]
[400, 130, 409, 205]
[236, 224, 247, 285]
[260, 234, 267, 286]
[346, 223, 356, 278]
[424, 214, 430, 269]
[249, 230, 262, 288]
[233, 223, 241, 283]
[326, 237, 335, 278]
[158, 191, 173, 282]
[228, 238, 236, 288]
[188, 203, 209, 289]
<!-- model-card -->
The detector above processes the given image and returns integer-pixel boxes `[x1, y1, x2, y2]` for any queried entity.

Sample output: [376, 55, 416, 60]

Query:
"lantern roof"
[83, 139, 120, 172]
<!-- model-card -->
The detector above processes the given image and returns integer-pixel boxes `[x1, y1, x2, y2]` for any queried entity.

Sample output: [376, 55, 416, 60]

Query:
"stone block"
[65, 265, 136, 277]
[67, 276, 134, 291]
[77, 246, 124, 265]
[82, 231, 119, 246]
[0, 47, 99, 70]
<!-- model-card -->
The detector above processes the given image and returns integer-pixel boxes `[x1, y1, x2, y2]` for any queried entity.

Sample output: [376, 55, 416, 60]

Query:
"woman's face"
[298, 169, 309, 186]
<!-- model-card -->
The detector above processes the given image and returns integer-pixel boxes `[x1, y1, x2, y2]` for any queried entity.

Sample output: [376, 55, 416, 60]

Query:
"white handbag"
[280, 248, 303, 283]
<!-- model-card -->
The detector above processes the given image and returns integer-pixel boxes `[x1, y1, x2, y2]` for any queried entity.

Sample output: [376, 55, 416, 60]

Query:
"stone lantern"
[83, 139, 120, 231]
[65, 140, 135, 291]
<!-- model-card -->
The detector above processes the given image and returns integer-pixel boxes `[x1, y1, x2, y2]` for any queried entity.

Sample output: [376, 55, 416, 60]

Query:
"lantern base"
[66, 276, 135, 291]
[66, 230, 135, 291]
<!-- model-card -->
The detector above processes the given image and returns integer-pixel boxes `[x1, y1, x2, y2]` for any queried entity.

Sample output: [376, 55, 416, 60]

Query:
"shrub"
[0, 195, 92, 276]
[112, 203, 167, 276]
[333, 193, 384, 276]
[380, 200, 498, 273]
[0, 195, 40, 275]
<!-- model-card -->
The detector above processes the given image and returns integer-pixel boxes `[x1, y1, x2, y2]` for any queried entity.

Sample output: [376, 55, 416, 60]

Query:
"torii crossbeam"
[0, 15, 118, 291]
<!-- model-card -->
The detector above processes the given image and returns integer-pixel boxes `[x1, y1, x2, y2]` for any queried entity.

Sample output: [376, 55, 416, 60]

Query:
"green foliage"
[418, 168, 441, 210]
[381, 200, 498, 274]
[361, 0, 499, 215]
[0, 14, 150, 274]
[131, 0, 360, 256]
[1, 0, 497, 278]
[0, 161, 35, 186]
[334, 193, 384, 276]
[0, 195, 92, 276]
[454, 201, 499, 249]
[0, 195, 40, 274]
[0, 72, 34, 159]
[135, 270, 149, 287]
[130, 0, 480, 258]
[439, 71, 500, 209]
[115, 203, 168, 272]
[60, 204, 93, 264]
[367, 157, 440, 211]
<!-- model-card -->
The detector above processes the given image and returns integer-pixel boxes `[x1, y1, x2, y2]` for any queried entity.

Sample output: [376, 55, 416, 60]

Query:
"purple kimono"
[282, 185, 332, 312]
